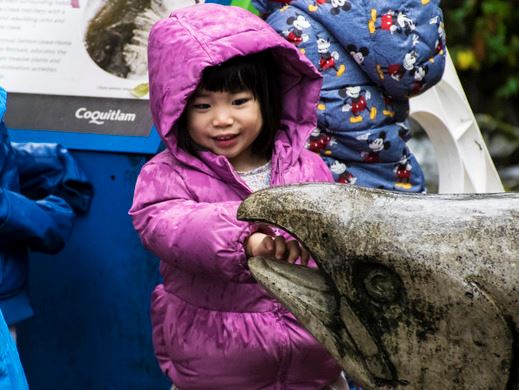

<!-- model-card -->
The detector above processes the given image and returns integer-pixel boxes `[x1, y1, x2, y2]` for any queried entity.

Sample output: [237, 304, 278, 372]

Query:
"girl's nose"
[212, 107, 234, 127]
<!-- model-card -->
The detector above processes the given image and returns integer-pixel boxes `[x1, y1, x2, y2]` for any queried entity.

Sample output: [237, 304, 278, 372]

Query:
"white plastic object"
[409, 51, 504, 194]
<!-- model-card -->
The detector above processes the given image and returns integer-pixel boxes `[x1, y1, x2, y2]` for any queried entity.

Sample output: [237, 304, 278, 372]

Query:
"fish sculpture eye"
[361, 265, 402, 304]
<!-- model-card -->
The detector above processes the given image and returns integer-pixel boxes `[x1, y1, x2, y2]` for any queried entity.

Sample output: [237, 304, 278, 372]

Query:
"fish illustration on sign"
[84, 0, 199, 79]
[238, 183, 519, 390]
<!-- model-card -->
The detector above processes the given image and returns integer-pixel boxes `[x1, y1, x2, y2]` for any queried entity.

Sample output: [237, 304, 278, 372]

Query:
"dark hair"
[177, 50, 282, 159]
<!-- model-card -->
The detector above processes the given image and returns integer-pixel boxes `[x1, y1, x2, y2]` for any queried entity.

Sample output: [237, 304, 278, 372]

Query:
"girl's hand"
[245, 232, 310, 266]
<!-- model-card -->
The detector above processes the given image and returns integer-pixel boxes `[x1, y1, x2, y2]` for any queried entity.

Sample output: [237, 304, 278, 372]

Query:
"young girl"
[129, 3, 348, 389]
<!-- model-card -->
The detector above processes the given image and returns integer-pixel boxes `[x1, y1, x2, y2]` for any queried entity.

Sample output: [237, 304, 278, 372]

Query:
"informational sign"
[0, 0, 195, 153]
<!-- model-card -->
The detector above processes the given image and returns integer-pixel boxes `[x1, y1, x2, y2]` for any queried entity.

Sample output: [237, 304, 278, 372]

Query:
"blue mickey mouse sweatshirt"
[253, 0, 446, 191]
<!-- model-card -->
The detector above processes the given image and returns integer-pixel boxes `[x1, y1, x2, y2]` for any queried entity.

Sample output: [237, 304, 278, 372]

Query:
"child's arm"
[13, 142, 93, 214]
[262, 0, 446, 99]
[343, 0, 446, 98]
[130, 162, 261, 281]
[0, 91, 76, 253]
[0, 189, 74, 253]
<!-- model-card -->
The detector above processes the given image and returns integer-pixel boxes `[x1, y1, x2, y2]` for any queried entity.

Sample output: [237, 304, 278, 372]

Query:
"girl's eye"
[232, 98, 250, 106]
[192, 103, 210, 109]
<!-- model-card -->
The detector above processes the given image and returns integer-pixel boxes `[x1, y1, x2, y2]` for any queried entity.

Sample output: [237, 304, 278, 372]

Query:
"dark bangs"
[178, 50, 282, 159]
[199, 52, 268, 98]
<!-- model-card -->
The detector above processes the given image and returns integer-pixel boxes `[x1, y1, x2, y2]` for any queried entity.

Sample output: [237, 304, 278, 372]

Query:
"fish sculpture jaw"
[248, 257, 404, 389]
[238, 183, 519, 390]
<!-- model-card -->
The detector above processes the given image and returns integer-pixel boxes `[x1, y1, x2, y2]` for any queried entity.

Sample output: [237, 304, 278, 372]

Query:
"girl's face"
[186, 89, 265, 171]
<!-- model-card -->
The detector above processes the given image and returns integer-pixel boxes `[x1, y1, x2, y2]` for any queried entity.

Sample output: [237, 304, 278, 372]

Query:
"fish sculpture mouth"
[247, 256, 403, 389]
[238, 183, 519, 390]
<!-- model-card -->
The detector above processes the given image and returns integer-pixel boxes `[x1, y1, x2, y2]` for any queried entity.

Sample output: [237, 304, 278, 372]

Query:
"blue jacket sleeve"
[13, 143, 93, 214]
[0, 85, 87, 254]
[0, 189, 74, 253]
[255, 0, 446, 99]
[0, 309, 29, 390]
[345, 0, 447, 98]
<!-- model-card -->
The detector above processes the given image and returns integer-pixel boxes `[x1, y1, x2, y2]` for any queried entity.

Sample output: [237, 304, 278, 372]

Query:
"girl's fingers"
[273, 236, 287, 260]
[300, 247, 310, 266]
[262, 235, 275, 253]
[286, 241, 300, 264]
[259, 235, 309, 265]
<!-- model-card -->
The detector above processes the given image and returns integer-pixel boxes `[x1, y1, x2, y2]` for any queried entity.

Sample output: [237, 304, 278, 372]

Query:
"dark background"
[442, 0, 519, 190]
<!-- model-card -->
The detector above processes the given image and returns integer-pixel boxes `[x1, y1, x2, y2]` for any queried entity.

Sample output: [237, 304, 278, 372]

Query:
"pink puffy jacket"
[129, 4, 341, 389]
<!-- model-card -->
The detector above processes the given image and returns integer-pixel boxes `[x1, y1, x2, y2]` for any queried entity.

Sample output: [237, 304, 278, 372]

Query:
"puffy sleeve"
[0, 190, 74, 253]
[308, 0, 446, 98]
[129, 161, 259, 281]
[0, 121, 74, 253]
[13, 143, 93, 214]
[344, 0, 446, 98]
[257, 0, 446, 99]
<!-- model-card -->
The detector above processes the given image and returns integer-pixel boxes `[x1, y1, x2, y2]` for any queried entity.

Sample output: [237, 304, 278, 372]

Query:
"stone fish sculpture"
[237, 183, 519, 390]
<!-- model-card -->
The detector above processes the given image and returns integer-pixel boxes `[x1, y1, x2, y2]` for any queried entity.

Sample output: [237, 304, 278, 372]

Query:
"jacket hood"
[147, 4, 322, 167]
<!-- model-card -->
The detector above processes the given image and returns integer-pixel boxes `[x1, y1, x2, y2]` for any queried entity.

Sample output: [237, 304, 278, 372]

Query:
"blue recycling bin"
[7, 127, 170, 389]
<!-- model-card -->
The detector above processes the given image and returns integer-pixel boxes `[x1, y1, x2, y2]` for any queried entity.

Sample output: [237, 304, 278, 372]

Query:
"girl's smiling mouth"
[214, 134, 239, 148]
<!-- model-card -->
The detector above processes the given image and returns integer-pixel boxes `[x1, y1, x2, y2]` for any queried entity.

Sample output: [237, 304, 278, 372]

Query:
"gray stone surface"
[238, 183, 519, 389]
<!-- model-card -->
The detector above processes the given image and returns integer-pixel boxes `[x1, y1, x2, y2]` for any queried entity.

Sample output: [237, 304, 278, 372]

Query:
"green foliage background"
[446, 1, 519, 101]
[442, 0, 518, 188]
